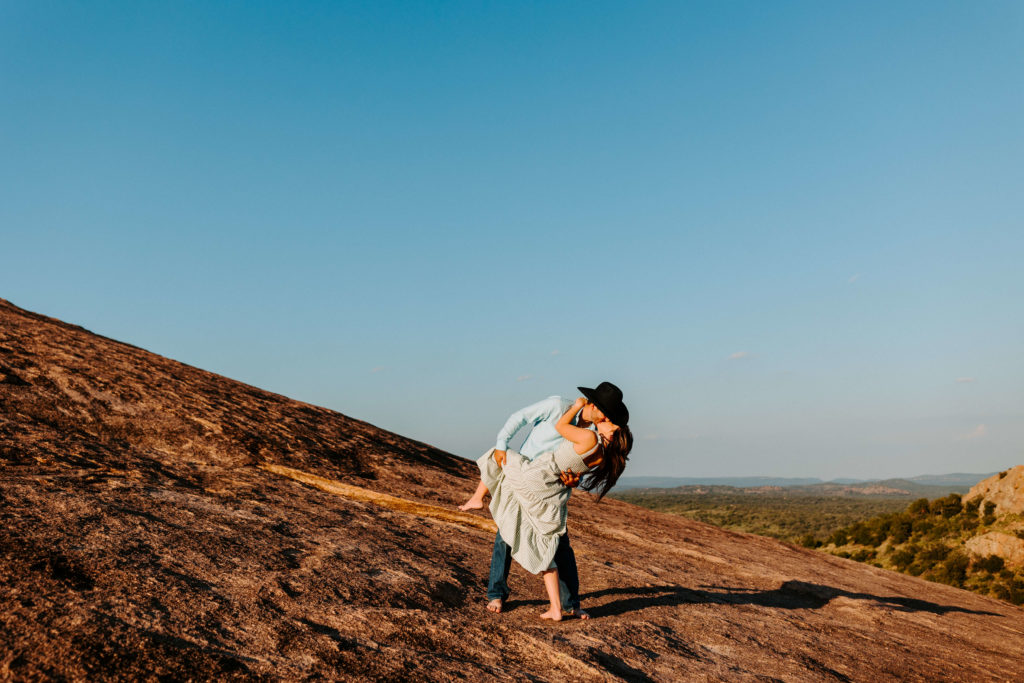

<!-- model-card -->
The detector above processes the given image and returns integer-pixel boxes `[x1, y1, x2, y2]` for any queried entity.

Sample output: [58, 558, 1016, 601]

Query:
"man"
[462, 381, 629, 619]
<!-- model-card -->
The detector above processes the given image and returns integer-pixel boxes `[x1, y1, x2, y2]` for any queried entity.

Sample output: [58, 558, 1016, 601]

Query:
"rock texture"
[967, 465, 1024, 516]
[2, 297, 1023, 682]
[966, 533, 1024, 569]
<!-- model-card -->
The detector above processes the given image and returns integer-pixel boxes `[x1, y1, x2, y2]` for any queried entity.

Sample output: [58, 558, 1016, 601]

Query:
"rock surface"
[2, 297, 1023, 682]
[967, 465, 1024, 516]
[966, 532, 1024, 569]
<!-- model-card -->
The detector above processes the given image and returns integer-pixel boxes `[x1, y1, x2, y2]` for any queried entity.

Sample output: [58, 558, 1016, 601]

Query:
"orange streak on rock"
[260, 463, 497, 533]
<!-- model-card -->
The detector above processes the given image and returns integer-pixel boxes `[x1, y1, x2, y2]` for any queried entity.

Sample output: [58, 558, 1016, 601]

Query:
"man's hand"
[494, 449, 507, 467]
[559, 468, 581, 488]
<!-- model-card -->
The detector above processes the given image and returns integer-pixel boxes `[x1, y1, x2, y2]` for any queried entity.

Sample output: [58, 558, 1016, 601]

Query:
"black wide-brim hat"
[578, 381, 629, 426]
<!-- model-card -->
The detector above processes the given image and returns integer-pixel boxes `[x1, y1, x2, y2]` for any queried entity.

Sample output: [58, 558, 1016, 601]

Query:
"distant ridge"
[909, 473, 998, 488]
[618, 473, 995, 494]
[617, 476, 824, 489]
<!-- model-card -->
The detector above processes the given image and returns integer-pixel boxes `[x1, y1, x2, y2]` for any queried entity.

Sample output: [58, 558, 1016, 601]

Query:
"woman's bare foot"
[540, 608, 562, 621]
[486, 598, 503, 613]
[459, 481, 489, 511]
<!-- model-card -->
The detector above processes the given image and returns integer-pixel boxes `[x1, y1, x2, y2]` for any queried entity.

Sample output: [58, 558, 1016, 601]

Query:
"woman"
[459, 397, 633, 620]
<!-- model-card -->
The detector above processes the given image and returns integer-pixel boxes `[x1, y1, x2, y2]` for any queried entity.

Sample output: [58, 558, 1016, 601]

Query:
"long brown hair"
[580, 424, 633, 501]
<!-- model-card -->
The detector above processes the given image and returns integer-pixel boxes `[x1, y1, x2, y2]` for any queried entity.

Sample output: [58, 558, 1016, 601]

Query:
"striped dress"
[477, 439, 596, 575]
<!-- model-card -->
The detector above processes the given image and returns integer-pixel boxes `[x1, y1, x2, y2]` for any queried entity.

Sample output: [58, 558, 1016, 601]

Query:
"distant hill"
[616, 476, 824, 489]
[785, 479, 978, 497]
[909, 473, 999, 488]
[619, 473, 994, 495]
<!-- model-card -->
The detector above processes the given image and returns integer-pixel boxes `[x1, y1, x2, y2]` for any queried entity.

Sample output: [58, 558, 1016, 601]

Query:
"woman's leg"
[462, 448, 506, 511]
[539, 569, 562, 621]
[458, 479, 489, 511]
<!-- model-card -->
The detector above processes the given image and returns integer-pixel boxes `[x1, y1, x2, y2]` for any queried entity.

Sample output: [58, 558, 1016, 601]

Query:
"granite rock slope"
[2, 298, 1023, 682]
[964, 467, 1024, 569]
[968, 466, 1024, 516]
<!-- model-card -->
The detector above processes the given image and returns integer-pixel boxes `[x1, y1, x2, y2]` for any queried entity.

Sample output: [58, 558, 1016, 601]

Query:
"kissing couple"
[458, 382, 633, 621]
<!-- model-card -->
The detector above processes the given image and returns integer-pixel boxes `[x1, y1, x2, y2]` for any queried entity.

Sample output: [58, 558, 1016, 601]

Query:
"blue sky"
[3, 2, 1022, 479]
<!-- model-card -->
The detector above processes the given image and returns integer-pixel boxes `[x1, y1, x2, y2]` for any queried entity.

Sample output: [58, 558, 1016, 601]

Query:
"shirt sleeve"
[495, 396, 563, 451]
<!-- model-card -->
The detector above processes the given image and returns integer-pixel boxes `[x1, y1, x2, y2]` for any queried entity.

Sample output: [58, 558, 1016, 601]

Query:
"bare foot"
[458, 497, 484, 511]
[540, 608, 562, 621]
[486, 598, 503, 613]
[563, 607, 590, 620]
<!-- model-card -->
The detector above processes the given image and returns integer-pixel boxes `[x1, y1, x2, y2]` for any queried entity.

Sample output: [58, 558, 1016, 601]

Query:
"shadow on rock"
[584, 580, 1001, 618]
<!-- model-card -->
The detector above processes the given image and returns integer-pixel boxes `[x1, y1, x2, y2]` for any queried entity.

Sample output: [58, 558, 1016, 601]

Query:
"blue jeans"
[486, 530, 580, 611]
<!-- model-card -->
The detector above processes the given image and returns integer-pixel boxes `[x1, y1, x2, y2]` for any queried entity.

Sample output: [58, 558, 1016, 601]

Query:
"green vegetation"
[612, 486, 1024, 606]
[821, 494, 1024, 605]
[611, 488, 909, 544]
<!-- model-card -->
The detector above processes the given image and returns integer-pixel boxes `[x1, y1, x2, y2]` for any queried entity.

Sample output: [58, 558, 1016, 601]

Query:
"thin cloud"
[728, 351, 751, 360]
[516, 374, 533, 382]
[550, 350, 561, 356]
[955, 377, 976, 384]
[370, 366, 387, 374]
[848, 273, 861, 284]
[960, 424, 988, 440]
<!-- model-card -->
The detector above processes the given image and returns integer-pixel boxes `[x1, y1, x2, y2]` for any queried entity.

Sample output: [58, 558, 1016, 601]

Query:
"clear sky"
[3, 2, 1022, 480]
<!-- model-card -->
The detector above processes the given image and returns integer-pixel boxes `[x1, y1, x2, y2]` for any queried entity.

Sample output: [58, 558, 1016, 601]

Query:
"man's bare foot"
[486, 598, 503, 613]
[563, 607, 591, 620]
[540, 608, 562, 621]
[458, 497, 484, 511]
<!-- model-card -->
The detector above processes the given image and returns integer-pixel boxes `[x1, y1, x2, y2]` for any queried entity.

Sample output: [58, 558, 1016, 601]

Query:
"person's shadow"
[576, 580, 1000, 618]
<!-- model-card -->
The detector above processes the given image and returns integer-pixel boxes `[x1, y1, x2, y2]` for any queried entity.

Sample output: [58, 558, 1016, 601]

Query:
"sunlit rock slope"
[1, 298, 1022, 681]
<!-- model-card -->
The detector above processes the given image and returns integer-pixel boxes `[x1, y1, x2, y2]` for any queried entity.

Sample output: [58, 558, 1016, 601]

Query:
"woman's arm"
[556, 398, 599, 454]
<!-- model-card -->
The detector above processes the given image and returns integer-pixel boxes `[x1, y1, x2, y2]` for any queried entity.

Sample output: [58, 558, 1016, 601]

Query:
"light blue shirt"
[495, 395, 593, 462]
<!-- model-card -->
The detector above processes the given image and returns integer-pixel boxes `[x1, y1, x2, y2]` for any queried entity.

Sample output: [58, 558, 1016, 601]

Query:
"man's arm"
[494, 396, 563, 452]
[559, 469, 582, 488]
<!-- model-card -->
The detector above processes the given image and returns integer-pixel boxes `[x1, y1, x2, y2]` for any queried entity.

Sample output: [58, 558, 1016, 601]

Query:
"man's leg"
[553, 532, 581, 613]
[486, 531, 513, 612]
